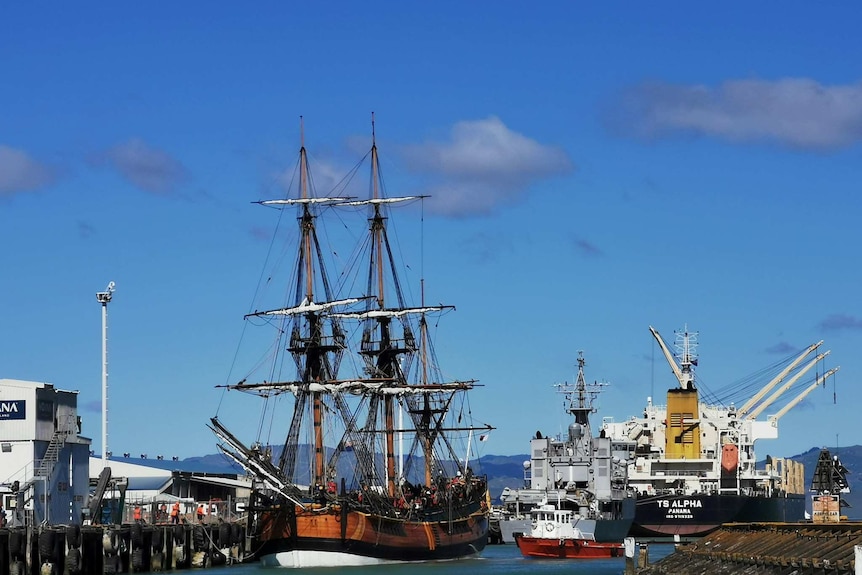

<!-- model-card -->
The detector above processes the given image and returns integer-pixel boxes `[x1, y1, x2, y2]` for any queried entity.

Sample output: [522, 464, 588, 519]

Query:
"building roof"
[89, 458, 172, 480]
[89, 455, 243, 476]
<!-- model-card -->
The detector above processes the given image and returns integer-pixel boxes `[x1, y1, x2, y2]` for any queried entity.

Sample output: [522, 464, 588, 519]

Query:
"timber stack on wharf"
[639, 522, 862, 575]
[0, 520, 247, 574]
[636, 448, 858, 574]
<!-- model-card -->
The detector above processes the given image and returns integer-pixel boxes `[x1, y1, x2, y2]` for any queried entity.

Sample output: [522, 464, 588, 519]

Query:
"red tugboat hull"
[515, 535, 624, 559]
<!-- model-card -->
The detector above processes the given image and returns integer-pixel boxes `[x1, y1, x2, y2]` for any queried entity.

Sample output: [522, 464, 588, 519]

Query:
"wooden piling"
[1, 520, 247, 573]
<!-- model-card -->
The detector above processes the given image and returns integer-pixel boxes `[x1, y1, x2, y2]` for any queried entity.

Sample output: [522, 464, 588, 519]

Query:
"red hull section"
[515, 535, 624, 559]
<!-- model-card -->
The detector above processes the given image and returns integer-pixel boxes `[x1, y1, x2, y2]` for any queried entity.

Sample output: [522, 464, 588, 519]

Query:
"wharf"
[0, 521, 247, 574]
[639, 522, 862, 575]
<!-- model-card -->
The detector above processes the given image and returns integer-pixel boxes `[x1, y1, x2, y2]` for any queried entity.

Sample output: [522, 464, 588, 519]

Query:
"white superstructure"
[0, 378, 92, 526]
[600, 327, 829, 498]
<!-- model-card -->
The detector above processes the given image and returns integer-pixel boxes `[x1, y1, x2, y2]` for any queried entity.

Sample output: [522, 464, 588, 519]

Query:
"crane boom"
[767, 366, 839, 425]
[737, 340, 823, 417]
[649, 325, 689, 389]
[746, 351, 830, 419]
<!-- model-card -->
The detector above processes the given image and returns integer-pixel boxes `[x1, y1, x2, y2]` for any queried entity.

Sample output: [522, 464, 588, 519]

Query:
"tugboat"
[514, 503, 625, 559]
[209, 117, 491, 567]
[497, 352, 634, 544]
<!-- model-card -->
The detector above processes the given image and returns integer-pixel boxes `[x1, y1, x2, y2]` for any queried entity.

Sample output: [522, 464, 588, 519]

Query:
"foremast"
[224, 117, 356, 492]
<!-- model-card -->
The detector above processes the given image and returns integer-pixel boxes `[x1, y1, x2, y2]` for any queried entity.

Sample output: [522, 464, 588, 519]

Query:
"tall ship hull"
[601, 326, 837, 540]
[256, 504, 487, 566]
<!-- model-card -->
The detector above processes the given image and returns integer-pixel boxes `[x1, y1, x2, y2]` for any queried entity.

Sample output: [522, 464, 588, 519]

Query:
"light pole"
[96, 281, 115, 469]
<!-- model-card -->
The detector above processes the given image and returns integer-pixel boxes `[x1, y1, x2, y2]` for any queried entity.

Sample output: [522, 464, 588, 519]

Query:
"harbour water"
[190, 543, 676, 574]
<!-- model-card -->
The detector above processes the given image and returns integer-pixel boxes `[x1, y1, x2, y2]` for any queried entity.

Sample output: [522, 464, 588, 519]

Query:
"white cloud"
[401, 117, 573, 216]
[0, 145, 56, 195]
[100, 139, 187, 194]
[275, 156, 356, 199]
[616, 78, 862, 149]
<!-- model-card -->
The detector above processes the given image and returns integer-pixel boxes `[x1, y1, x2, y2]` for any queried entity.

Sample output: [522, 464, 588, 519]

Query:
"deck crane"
[745, 351, 831, 420]
[766, 366, 839, 427]
[649, 325, 695, 390]
[736, 340, 824, 418]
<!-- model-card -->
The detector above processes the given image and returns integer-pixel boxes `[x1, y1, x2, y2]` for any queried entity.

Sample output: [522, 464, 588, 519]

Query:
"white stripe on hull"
[260, 548, 482, 568]
[260, 550, 402, 568]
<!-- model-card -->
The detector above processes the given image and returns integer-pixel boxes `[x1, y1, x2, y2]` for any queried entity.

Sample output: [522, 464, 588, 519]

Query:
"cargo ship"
[600, 326, 838, 538]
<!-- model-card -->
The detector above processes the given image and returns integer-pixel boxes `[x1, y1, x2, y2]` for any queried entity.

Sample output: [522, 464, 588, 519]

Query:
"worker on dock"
[133, 505, 142, 523]
[171, 501, 180, 524]
[197, 504, 205, 522]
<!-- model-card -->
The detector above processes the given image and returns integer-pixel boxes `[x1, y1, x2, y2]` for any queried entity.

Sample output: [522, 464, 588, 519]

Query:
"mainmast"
[370, 114, 398, 497]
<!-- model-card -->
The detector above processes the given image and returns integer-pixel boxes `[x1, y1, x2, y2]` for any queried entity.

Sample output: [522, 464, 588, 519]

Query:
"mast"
[296, 117, 327, 487]
[420, 314, 434, 487]
[557, 351, 605, 458]
[370, 115, 397, 496]
[570, 352, 594, 427]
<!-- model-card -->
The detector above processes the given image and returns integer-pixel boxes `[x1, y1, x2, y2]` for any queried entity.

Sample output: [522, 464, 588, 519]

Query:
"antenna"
[96, 281, 115, 469]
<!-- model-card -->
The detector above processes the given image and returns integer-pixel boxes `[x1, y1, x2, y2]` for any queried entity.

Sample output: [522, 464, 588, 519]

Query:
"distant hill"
[482, 446, 861, 513]
[152, 445, 860, 513]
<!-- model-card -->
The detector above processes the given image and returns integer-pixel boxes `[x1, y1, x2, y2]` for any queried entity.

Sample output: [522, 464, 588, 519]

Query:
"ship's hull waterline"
[515, 535, 625, 559]
[629, 492, 806, 538]
[256, 504, 489, 567]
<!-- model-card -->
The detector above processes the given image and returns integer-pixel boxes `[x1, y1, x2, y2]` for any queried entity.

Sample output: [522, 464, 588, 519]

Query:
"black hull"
[594, 496, 637, 542]
[629, 493, 806, 538]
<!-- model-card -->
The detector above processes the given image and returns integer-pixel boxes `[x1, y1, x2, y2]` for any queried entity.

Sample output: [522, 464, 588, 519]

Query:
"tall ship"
[210, 118, 491, 567]
[601, 325, 838, 538]
[497, 353, 634, 544]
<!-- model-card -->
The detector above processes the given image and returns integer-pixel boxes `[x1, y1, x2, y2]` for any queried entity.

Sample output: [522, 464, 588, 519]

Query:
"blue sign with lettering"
[0, 400, 26, 420]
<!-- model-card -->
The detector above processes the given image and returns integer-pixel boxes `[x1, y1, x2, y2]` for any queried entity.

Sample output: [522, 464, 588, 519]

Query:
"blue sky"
[2, 3, 861, 462]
